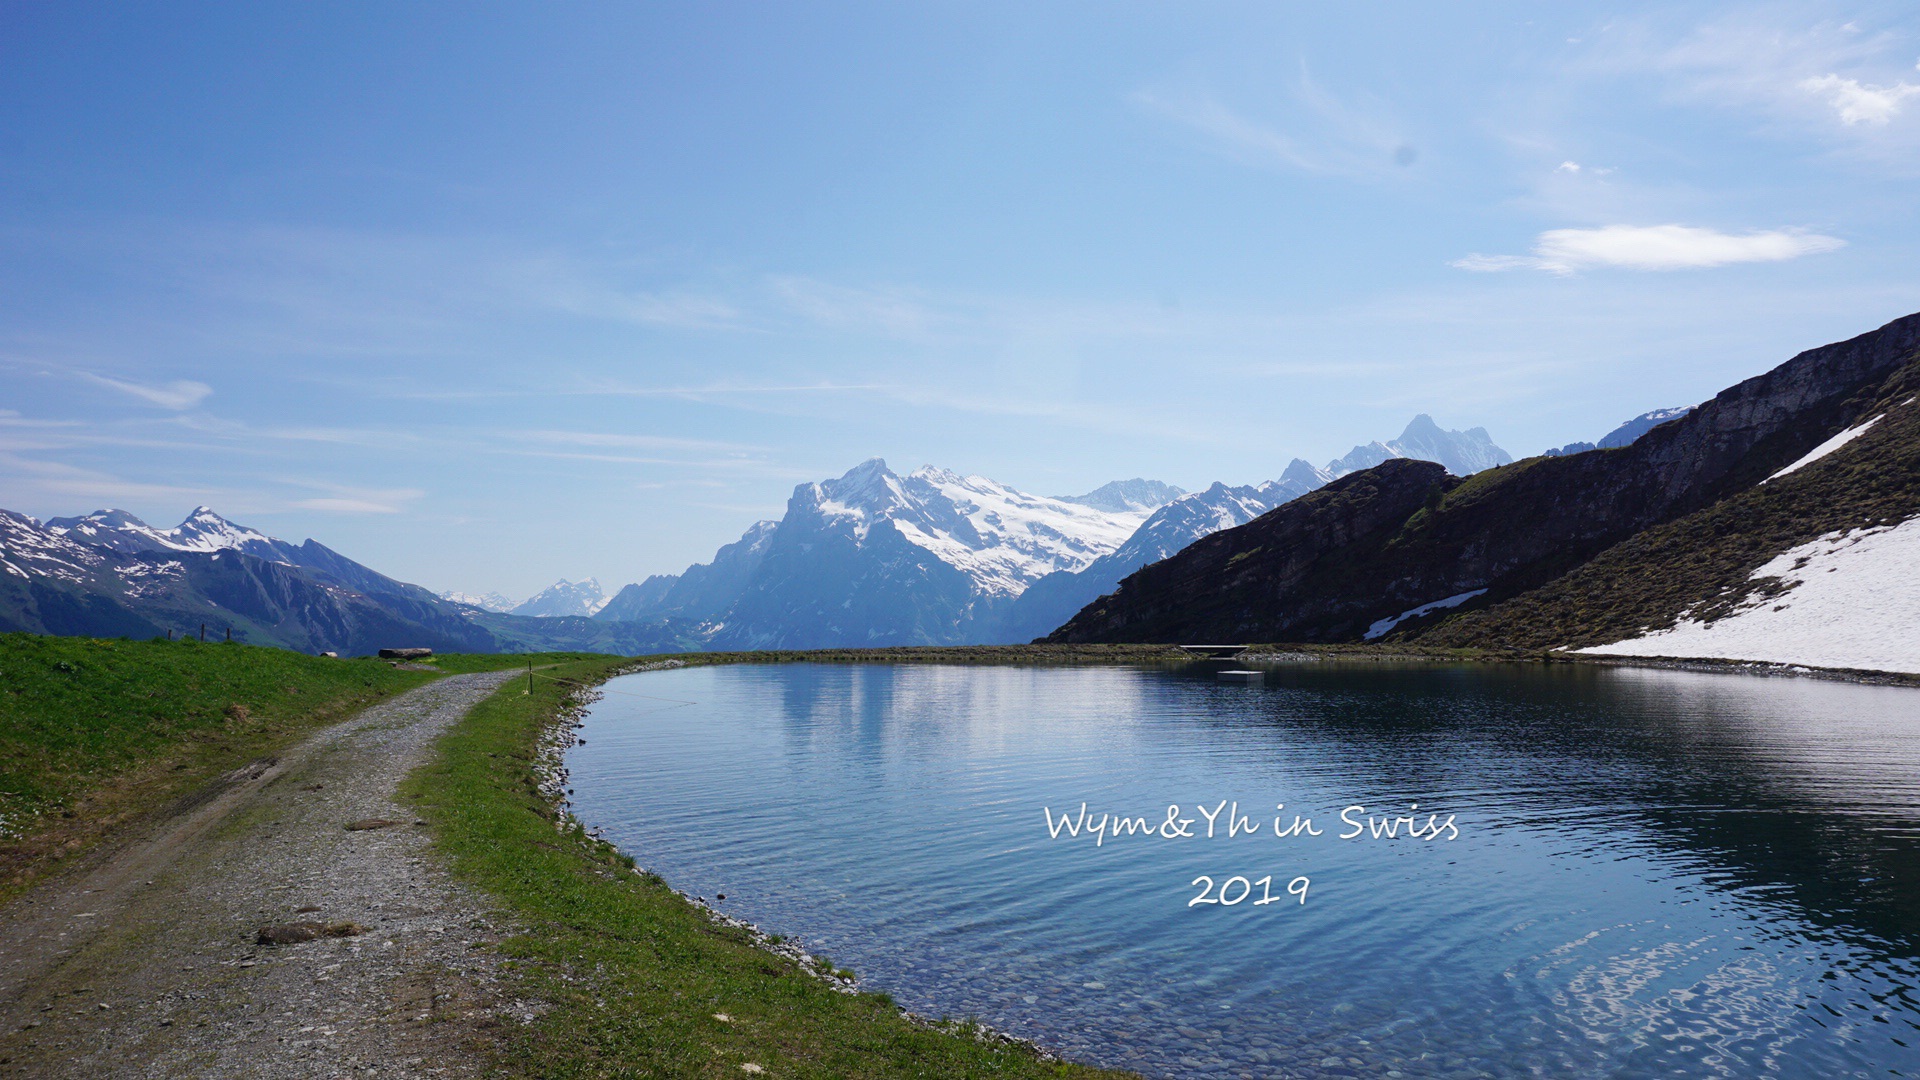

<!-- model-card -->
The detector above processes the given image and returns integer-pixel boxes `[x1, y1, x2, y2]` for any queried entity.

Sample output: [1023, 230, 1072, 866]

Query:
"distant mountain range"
[563, 416, 1514, 649]
[32, 397, 1807, 659]
[440, 590, 516, 613]
[1542, 406, 1696, 457]
[508, 579, 609, 618]
[1048, 311, 1920, 675]
[595, 459, 1163, 648]
[0, 507, 692, 656]
[1054, 479, 1188, 514]
[998, 416, 1511, 642]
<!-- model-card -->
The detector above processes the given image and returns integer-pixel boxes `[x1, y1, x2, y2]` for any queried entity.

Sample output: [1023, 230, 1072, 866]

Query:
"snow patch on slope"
[1766, 414, 1883, 481]
[1581, 518, 1920, 674]
[1364, 590, 1487, 641]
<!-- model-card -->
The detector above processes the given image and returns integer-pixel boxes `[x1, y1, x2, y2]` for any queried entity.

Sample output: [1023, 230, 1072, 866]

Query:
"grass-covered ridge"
[405, 655, 1135, 1079]
[0, 633, 598, 900]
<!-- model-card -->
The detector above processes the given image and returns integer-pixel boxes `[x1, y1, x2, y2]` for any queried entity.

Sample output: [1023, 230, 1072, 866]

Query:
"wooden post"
[199, 623, 206, 642]
[525, 659, 533, 695]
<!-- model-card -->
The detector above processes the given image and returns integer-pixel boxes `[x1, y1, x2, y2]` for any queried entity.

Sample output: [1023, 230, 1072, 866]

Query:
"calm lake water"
[566, 662, 1920, 1079]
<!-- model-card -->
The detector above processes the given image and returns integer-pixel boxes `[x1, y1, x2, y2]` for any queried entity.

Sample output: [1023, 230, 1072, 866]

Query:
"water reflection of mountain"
[1189, 661, 1920, 958]
[747, 658, 1920, 955]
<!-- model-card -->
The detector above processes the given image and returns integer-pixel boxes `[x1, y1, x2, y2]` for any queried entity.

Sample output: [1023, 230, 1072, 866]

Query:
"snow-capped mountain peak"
[1327, 416, 1512, 478]
[1056, 478, 1187, 514]
[511, 578, 609, 618]
[783, 459, 1154, 598]
[166, 506, 289, 561]
[46, 506, 295, 563]
[813, 458, 914, 531]
[1278, 458, 1335, 490]
[45, 508, 178, 554]
[440, 590, 518, 613]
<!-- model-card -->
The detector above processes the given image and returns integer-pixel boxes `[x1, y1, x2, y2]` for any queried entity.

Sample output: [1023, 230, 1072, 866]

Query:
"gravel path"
[0, 671, 530, 1079]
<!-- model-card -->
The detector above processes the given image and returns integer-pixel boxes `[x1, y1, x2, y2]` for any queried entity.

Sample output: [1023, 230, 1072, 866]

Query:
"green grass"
[405, 656, 1137, 1080]
[0, 634, 429, 898]
[0, 633, 611, 900]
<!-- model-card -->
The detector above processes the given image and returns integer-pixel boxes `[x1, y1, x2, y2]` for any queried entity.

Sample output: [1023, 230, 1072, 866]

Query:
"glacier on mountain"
[590, 417, 1511, 648]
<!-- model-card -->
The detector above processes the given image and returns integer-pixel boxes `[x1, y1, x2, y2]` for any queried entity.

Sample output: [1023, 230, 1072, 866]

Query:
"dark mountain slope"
[1417, 353, 1920, 652]
[1048, 311, 1920, 645]
[595, 574, 678, 622]
[1043, 460, 1449, 643]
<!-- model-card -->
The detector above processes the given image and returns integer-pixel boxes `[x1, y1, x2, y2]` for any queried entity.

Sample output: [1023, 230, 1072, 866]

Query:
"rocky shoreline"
[534, 659, 1066, 1064]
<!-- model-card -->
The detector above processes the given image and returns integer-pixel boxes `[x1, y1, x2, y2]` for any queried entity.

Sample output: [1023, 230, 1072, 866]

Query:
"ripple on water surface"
[568, 662, 1920, 1078]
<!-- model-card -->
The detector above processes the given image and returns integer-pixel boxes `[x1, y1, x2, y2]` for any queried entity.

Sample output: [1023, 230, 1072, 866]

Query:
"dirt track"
[0, 671, 529, 1079]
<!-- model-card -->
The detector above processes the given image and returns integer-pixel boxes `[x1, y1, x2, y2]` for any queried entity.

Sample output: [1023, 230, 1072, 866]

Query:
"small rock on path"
[0, 671, 531, 1078]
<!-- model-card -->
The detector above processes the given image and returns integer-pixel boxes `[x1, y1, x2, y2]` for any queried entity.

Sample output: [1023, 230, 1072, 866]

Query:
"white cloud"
[1800, 73, 1920, 124]
[1583, 16, 1920, 160]
[80, 373, 212, 409]
[1453, 224, 1844, 275]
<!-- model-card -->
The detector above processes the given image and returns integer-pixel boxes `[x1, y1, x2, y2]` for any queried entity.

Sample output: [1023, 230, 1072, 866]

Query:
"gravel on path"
[0, 671, 532, 1079]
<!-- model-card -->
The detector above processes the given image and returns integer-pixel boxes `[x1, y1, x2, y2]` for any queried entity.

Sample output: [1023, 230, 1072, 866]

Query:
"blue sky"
[3, 2, 1917, 598]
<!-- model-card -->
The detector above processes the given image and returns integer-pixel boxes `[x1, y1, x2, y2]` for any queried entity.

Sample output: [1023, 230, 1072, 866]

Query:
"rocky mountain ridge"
[0, 508, 690, 656]
[536, 416, 1516, 650]
[704, 460, 1151, 648]
[1047, 311, 1920, 657]
[1000, 418, 1509, 643]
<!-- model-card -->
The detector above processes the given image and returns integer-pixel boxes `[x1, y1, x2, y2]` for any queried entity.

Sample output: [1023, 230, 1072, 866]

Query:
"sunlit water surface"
[567, 663, 1920, 1078]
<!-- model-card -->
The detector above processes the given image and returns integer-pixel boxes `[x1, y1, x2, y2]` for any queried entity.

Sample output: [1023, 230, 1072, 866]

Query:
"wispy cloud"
[1583, 15, 1920, 162]
[1131, 66, 1416, 179]
[542, 281, 748, 330]
[81, 373, 212, 409]
[0, 451, 213, 505]
[1132, 89, 1327, 172]
[769, 276, 943, 337]
[1454, 224, 1844, 274]
[287, 484, 424, 514]
[504, 429, 759, 453]
[621, 291, 744, 329]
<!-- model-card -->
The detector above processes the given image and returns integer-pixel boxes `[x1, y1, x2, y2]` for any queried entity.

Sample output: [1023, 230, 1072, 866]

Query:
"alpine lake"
[565, 660, 1920, 1079]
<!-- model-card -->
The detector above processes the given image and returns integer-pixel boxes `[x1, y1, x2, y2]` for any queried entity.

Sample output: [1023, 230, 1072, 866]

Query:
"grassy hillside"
[1420, 357, 1920, 652]
[0, 633, 598, 900]
[406, 656, 1134, 1080]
